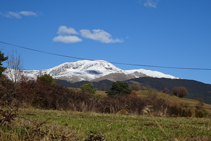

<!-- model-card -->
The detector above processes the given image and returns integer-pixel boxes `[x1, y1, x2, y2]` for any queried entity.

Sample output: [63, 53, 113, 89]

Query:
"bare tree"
[6, 51, 23, 83]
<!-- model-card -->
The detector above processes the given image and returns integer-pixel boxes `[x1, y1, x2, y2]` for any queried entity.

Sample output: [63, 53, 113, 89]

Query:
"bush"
[14, 79, 98, 110]
[163, 88, 169, 94]
[106, 81, 132, 97]
[187, 109, 192, 117]
[37, 74, 56, 84]
[172, 86, 188, 98]
[0, 75, 16, 106]
[96, 95, 146, 114]
[195, 109, 204, 118]
[80, 83, 97, 95]
[130, 90, 138, 97]
[197, 98, 204, 107]
[168, 105, 180, 116]
[116, 109, 129, 115]
[203, 111, 211, 118]
[167, 104, 192, 117]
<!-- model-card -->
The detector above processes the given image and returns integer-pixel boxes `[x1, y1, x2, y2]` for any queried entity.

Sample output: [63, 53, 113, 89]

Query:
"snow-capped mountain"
[3, 60, 179, 82]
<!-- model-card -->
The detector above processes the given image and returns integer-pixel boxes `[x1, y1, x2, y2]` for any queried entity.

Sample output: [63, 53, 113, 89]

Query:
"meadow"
[1, 107, 211, 141]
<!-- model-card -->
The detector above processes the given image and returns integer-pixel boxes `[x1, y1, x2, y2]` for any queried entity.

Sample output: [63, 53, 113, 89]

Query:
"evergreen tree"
[106, 81, 132, 97]
[80, 82, 97, 95]
[0, 51, 8, 76]
[37, 74, 57, 84]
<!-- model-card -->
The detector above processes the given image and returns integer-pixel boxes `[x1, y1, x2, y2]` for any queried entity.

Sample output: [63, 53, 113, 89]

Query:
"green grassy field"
[1, 108, 211, 141]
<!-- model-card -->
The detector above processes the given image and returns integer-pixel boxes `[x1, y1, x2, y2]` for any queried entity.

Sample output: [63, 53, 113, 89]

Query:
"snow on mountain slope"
[42, 60, 124, 81]
[3, 60, 179, 82]
[124, 69, 179, 79]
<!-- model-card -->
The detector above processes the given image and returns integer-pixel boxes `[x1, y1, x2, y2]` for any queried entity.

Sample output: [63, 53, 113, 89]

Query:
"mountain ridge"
[3, 60, 179, 82]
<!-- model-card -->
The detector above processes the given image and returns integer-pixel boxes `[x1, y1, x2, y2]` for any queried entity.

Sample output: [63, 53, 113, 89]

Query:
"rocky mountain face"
[3, 60, 179, 82]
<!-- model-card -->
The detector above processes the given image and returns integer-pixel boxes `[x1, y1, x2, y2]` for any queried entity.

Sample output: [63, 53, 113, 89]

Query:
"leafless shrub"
[6, 51, 23, 84]
[163, 88, 169, 94]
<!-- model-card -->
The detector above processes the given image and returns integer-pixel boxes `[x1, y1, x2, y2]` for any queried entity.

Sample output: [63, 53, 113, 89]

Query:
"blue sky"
[0, 0, 211, 84]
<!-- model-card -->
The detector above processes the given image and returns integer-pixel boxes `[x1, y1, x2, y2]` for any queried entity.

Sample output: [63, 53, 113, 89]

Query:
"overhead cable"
[1, 41, 211, 71]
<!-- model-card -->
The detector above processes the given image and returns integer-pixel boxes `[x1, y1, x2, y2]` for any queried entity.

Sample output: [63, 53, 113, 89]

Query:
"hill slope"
[126, 77, 211, 103]
[56, 77, 211, 104]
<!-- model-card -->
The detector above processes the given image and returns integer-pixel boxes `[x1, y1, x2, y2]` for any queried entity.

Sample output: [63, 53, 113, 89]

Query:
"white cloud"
[0, 11, 37, 19]
[57, 26, 78, 35]
[80, 29, 123, 43]
[144, 0, 158, 8]
[19, 11, 37, 16]
[53, 26, 123, 44]
[6, 12, 22, 19]
[53, 35, 82, 43]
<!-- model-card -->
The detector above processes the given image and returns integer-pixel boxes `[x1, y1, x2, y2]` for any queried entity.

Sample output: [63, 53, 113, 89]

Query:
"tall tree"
[0, 51, 8, 76]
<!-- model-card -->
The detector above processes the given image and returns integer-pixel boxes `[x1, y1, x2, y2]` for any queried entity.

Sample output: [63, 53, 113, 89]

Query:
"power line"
[1, 40, 211, 71]
[0, 41, 90, 60]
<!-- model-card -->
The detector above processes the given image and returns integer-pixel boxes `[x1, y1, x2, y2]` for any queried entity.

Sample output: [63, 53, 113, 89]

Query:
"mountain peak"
[51, 60, 122, 74]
